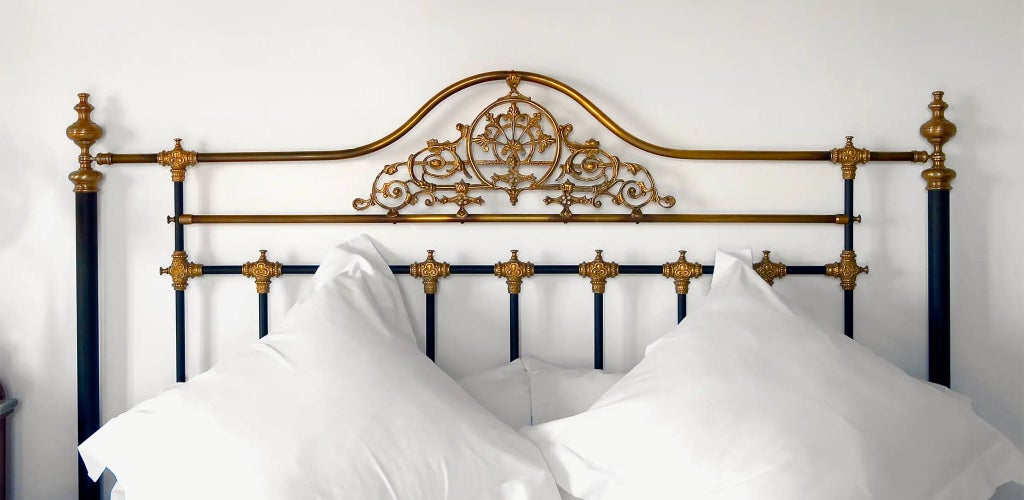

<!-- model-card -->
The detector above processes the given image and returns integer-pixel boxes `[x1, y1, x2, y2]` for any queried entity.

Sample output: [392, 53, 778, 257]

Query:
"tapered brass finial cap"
[67, 93, 104, 192]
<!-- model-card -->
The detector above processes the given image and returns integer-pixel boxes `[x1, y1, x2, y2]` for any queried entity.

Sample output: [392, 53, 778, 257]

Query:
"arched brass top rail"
[96, 70, 928, 165]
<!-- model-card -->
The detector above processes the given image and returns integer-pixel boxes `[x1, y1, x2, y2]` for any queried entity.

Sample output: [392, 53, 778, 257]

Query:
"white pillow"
[458, 359, 533, 429]
[457, 358, 623, 430]
[80, 236, 559, 500]
[524, 249, 1024, 500]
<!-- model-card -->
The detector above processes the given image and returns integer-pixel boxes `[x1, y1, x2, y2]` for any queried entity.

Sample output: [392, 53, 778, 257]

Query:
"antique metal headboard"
[66, 70, 957, 500]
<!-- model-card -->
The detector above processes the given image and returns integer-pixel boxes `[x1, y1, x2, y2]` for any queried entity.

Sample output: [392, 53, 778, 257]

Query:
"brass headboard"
[66, 70, 957, 500]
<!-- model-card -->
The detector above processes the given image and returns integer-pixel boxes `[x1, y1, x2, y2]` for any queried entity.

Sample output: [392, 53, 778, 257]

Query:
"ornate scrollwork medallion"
[354, 73, 675, 218]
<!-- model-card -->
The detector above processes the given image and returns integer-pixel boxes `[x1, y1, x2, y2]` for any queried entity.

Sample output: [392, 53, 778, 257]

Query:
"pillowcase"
[457, 358, 623, 429]
[80, 236, 560, 500]
[524, 249, 1024, 500]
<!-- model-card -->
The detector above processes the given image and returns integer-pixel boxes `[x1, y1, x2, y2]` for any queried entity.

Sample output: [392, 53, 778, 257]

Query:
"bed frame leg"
[920, 91, 956, 388]
[67, 93, 103, 500]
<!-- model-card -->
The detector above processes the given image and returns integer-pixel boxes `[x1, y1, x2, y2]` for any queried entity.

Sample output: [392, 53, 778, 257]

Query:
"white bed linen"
[524, 249, 1024, 500]
[458, 358, 623, 430]
[80, 236, 559, 500]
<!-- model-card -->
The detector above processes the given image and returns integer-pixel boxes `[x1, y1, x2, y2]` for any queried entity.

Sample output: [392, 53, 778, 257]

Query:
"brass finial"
[494, 250, 535, 294]
[826, 250, 869, 290]
[241, 250, 283, 294]
[159, 250, 203, 291]
[830, 136, 870, 180]
[753, 250, 787, 286]
[66, 93, 104, 193]
[579, 250, 619, 294]
[662, 250, 703, 294]
[920, 91, 957, 190]
[410, 250, 450, 294]
[157, 138, 198, 182]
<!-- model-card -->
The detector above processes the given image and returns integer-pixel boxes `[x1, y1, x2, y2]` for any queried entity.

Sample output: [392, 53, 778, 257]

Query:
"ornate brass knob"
[159, 250, 203, 291]
[753, 250, 787, 286]
[494, 250, 534, 294]
[241, 250, 283, 294]
[830, 136, 870, 180]
[579, 250, 619, 293]
[410, 250, 450, 294]
[157, 138, 198, 182]
[662, 250, 703, 294]
[826, 250, 869, 290]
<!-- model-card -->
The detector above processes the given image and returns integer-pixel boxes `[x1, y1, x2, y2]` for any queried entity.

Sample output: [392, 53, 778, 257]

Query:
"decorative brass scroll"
[753, 250, 787, 285]
[159, 250, 203, 291]
[354, 74, 675, 219]
[157, 138, 198, 182]
[241, 250, 283, 294]
[410, 250, 451, 294]
[830, 136, 870, 180]
[494, 250, 534, 294]
[826, 250, 869, 290]
[579, 250, 619, 293]
[662, 251, 703, 294]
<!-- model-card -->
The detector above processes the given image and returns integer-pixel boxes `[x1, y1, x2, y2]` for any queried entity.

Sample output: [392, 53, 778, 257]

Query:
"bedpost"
[67, 93, 103, 500]
[920, 91, 956, 388]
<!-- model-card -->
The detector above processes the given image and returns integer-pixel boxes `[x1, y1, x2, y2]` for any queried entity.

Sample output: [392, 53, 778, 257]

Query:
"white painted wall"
[2, 0, 1022, 498]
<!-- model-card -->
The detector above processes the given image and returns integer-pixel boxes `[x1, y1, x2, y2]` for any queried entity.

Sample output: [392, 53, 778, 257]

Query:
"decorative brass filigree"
[159, 250, 203, 291]
[579, 250, 619, 294]
[241, 250, 283, 294]
[494, 250, 534, 294]
[410, 250, 450, 294]
[830, 136, 870, 180]
[826, 250, 869, 290]
[354, 73, 675, 218]
[753, 250, 787, 286]
[920, 91, 957, 190]
[157, 138, 198, 182]
[662, 250, 703, 294]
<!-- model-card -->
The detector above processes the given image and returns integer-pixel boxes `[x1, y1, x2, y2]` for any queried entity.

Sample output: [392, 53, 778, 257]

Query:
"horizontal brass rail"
[177, 213, 853, 225]
[97, 70, 927, 165]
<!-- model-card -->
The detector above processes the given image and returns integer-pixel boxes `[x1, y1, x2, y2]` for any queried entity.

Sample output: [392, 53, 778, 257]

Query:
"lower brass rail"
[176, 213, 853, 225]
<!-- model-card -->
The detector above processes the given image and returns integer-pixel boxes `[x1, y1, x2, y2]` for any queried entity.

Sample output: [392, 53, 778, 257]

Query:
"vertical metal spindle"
[593, 293, 604, 369]
[173, 181, 186, 382]
[258, 293, 269, 339]
[425, 293, 437, 361]
[844, 178, 855, 338]
[509, 293, 520, 361]
[677, 294, 686, 323]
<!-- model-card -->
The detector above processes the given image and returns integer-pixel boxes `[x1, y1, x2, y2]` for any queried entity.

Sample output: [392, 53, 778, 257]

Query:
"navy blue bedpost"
[920, 91, 956, 388]
[68, 93, 103, 500]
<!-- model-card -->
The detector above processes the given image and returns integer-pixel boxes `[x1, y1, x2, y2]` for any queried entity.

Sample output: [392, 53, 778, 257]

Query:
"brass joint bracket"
[157, 138, 198, 182]
[410, 250, 450, 294]
[494, 250, 534, 294]
[579, 250, 619, 293]
[242, 250, 283, 294]
[920, 91, 957, 191]
[826, 250, 869, 290]
[830, 136, 870, 180]
[753, 250, 787, 286]
[662, 250, 703, 294]
[159, 250, 203, 291]
[66, 93, 104, 193]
